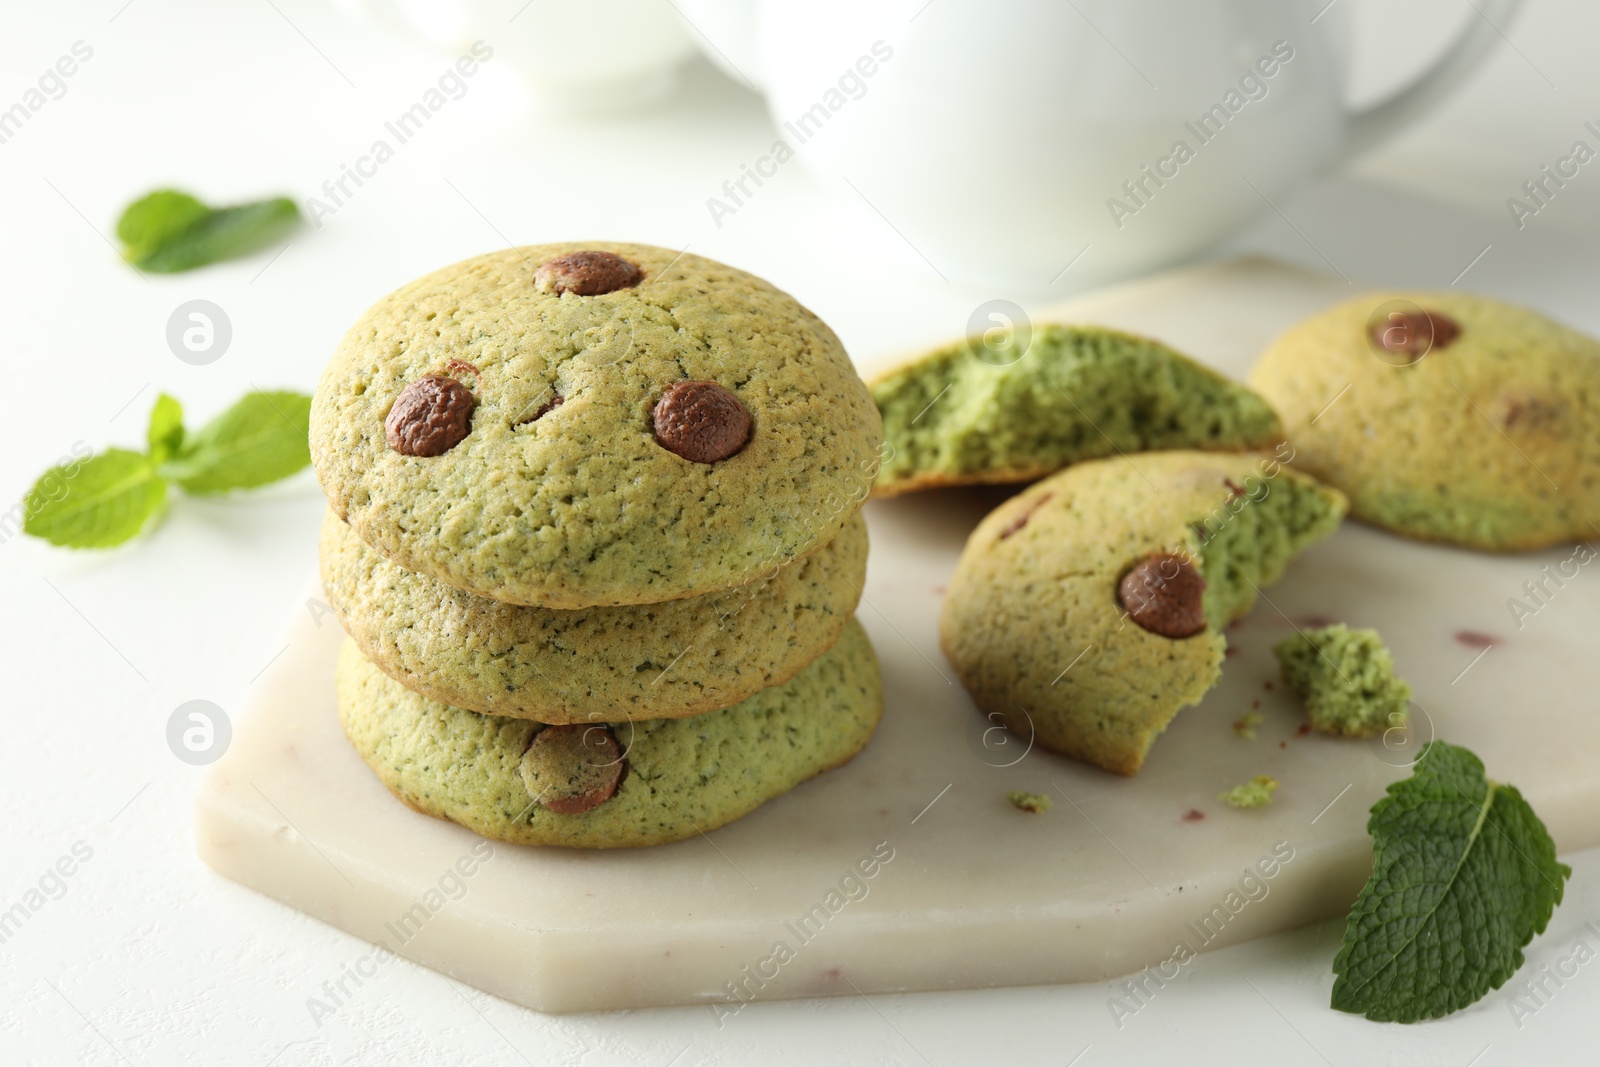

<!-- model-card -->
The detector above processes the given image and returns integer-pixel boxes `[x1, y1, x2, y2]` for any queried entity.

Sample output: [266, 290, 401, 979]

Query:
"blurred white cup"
[676, 0, 1523, 289]
[352, 0, 697, 111]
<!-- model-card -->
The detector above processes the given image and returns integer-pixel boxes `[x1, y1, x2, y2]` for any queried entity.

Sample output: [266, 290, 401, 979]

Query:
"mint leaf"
[117, 190, 209, 263]
[146, 393, 185, 464]
[1331, 741, 1570, 1022]
[22, 449, 168, 548]
[162, 390, 312, 495]
[117, 189, 299, 273]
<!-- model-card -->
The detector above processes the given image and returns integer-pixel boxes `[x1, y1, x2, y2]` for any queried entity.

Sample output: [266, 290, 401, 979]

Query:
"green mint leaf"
[146, 393, 185, 464]
[117, 189, 209, 264]
[1331, 741, 1570, 1022]
[117, 189, 299, 273]
[22, 449, 168, 548]
[162, 390, 312, 495]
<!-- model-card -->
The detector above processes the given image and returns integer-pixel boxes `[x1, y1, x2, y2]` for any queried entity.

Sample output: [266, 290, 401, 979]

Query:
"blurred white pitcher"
[353, 0, 696, 110]
[678, 0, 1523, 289]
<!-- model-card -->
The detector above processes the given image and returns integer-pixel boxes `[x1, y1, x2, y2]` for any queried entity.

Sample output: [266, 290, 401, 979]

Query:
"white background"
[3, 0, 1600, 1063]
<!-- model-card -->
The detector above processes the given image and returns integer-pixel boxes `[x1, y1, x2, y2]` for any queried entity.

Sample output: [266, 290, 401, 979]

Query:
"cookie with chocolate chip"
[940, 451, 1346, 776]
[1251, 291, 1600, 551]
[334, 619, 883, 848]
[310, 242, 881, 608]
[318, 508, 868, 721]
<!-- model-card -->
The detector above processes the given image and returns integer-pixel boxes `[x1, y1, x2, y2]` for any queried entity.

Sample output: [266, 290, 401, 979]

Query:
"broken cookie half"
[870, 324, 1283, 497]
[939, 450, 1347, 776]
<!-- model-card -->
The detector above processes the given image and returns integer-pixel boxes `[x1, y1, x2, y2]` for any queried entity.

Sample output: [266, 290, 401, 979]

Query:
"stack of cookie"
[308, 243, 885, 848]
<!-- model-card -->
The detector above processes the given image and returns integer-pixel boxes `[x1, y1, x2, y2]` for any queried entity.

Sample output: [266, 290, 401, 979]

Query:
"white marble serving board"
[195, 257, 1600, 1013]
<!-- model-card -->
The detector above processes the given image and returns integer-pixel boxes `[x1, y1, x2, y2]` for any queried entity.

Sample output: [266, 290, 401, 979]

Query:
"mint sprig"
[117, 189, 299, 273]
[1332, 741, 1569, 1022]
[22, 390, 312, 549]
[161, 390, 311, 494]
[22, 449, 169, 549]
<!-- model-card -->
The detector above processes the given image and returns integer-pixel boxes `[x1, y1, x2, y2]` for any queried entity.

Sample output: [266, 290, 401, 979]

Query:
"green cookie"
[320, 508, 867, 721]
[870, 324, 1282, 496]
[336, 620, 883, 848]
[940, 450, 1346, 776]
[1251, 291, 1600, 551]
[311, 243, 882, 609]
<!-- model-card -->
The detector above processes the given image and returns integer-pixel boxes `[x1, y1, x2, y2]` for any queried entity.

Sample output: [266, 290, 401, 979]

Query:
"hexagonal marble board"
[196, 257, 1600, 1012]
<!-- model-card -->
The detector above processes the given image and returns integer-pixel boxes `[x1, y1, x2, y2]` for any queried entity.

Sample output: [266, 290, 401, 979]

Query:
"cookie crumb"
[1183, 808, 1205, 822]
[1007, 791, 1052, 814]
[1233, 711, 1263, 739]
[1219, 775, 1278, 810]
[1454, 630, 1501, 649]
[1275, 624, 1411, 738]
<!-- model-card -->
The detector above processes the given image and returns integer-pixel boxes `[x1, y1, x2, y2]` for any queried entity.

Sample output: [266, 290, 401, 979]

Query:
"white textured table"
[8, 0, 1600, 1063]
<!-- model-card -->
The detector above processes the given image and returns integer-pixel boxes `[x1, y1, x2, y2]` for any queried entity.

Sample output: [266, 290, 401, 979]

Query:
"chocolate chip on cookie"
[1369, 310, 1461, 360]
[998, 493, 1053, 540]
[652, 380, 751, 463]
[1119, 552, 1207, 639]
[385, 375, 476, 456]
[534, 251, 643, 296]
[521, 724, 624, 814]
[514, 394, 563, 427]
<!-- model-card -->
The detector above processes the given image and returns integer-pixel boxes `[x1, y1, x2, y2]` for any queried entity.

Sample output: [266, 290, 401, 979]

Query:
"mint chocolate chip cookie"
[335, 619, 883, 848]
[940, 450, 1346, 776]
[870, 324, 1282, 496]
[310, 243, 882, 608]
[1250, 292, 1600, 551]
[319, 508, 868, 721]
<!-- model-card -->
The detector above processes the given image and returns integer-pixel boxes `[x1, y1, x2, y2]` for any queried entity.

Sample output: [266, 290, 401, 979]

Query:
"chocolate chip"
[515, 394, 563, 427]
[444, 358, 479, 377]
[1492, 394, 1561, 431]
[999, 493, 1053, 540]
[534, 251, 643, 296]
[1118, 552, 1207, 639]
[384, 375, 476, 456]
[652, 380, 751, 464]
[520, 724, 624, 815]
[1369, 309, 1460, 360]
